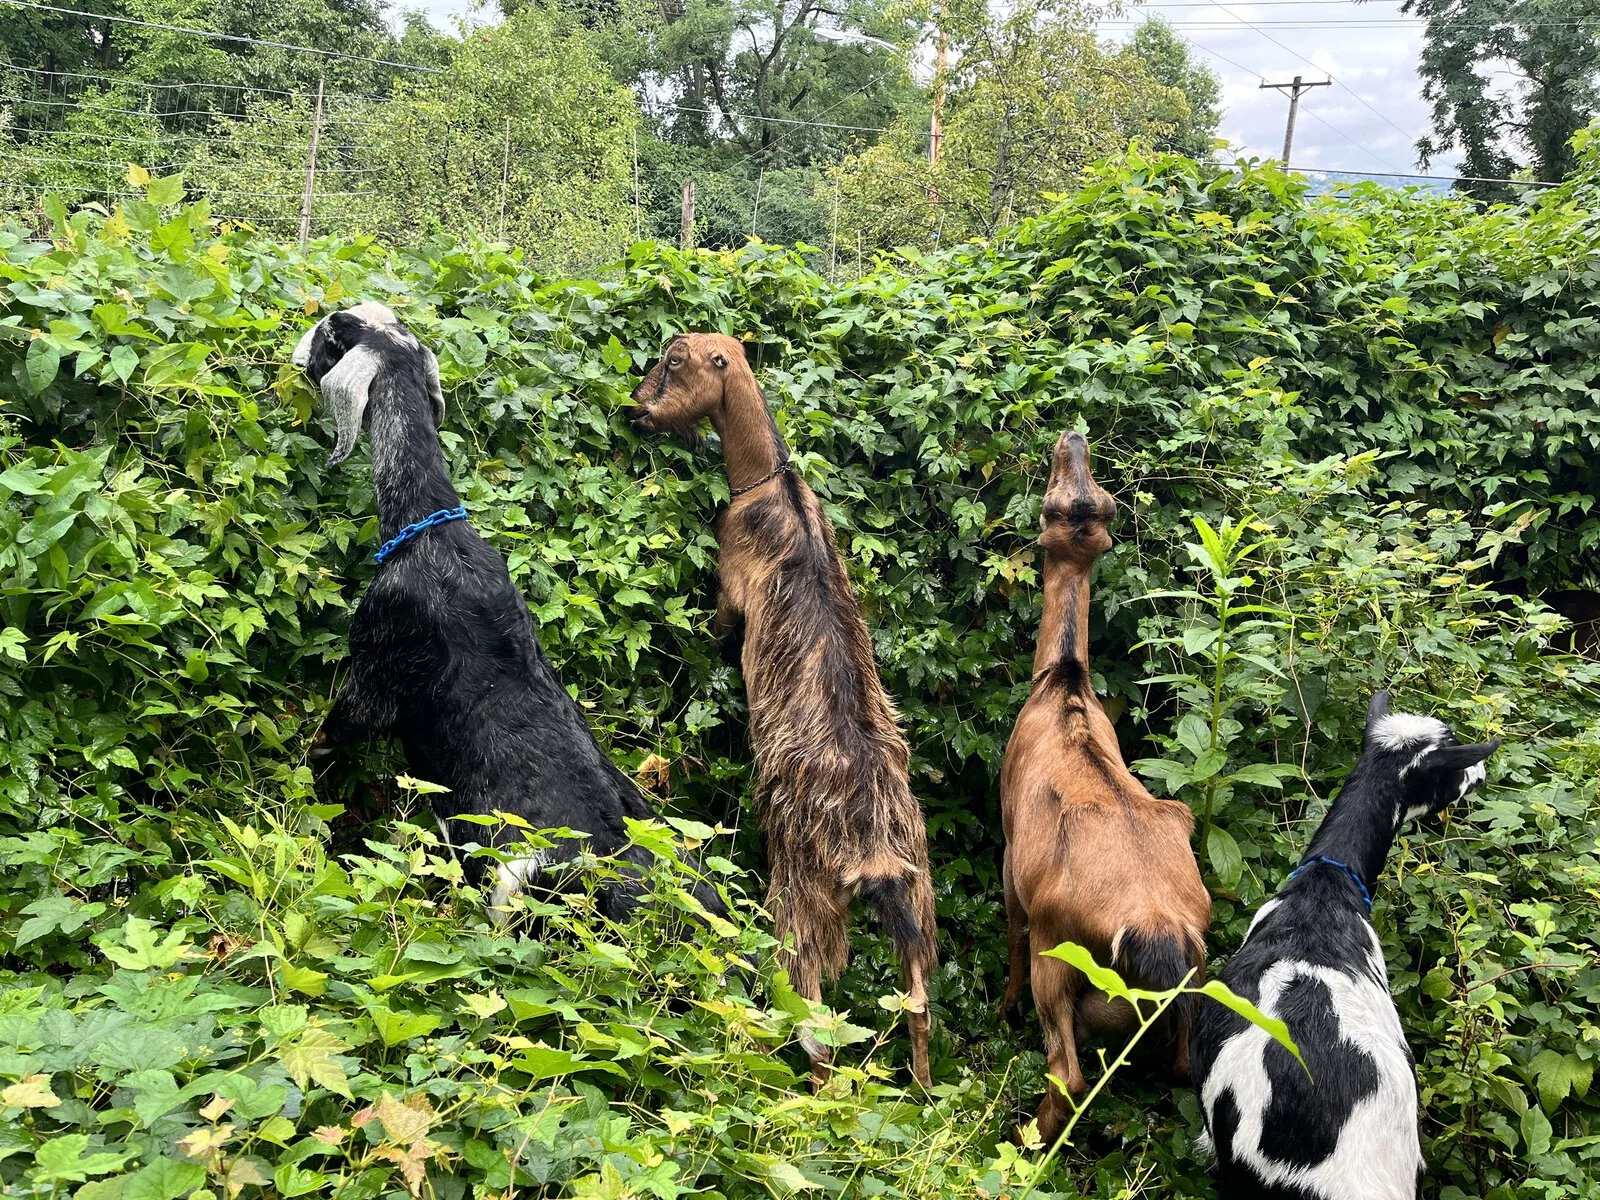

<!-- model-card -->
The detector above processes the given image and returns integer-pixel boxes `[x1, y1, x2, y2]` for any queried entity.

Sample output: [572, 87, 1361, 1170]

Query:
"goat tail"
[1110, 924, 1202, 1030]
[857, 872, 934, 965]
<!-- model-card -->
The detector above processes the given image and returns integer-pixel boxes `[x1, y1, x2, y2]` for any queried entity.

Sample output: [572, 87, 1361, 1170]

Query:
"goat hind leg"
[1028, 941, 1086, 1145]
[999, 850, 1028, 1025]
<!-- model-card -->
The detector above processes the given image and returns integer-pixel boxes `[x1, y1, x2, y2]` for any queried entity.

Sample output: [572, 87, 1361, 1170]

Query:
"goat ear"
[1364, 690, 1392, 742]
[1423, 738, 1501, 775]
[423, 346, 446, 427]
[318, 343, 384, 467]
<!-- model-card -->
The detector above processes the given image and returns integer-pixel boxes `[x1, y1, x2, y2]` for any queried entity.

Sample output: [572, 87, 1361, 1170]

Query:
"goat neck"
[1302, 755, 1403, 895]
[367, 367, 460, 539]
[709, 358, 787, 496]
[1032, 432, 1117, 689]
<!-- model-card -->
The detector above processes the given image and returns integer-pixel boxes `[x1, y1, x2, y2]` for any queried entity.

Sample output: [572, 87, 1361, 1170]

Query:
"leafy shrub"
[1, 144, 1598, 1197]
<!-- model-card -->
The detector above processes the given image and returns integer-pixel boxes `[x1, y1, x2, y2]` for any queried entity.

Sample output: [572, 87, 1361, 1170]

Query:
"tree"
[1124, 17, 1221, 160]
[826, 0, 1195, 254]
[1402, 0, 1600, 195]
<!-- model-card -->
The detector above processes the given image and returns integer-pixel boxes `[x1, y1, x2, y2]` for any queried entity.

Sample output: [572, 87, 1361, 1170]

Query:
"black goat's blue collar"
[1288, 854, 1373, 911]
[374, 506, 468, 564]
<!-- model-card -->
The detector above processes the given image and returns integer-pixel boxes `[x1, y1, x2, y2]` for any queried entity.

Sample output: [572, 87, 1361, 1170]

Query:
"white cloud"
[1102, 0, 1464, 179]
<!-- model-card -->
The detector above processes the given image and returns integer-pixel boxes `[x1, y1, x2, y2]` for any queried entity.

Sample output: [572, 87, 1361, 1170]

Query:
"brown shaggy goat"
[629, 332, 938, 1086]
[1000, 432, 1210, 1142]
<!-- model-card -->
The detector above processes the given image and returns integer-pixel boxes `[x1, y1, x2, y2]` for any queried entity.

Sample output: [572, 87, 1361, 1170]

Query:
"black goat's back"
[349, 519, 716, 915]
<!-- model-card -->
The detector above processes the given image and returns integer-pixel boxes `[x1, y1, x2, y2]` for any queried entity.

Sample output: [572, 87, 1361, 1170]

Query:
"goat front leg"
[311, 660, 396, 758]
[999, 850, 1029, 1026]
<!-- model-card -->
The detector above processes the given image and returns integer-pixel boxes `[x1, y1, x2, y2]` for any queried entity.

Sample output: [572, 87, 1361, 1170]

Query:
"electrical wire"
[0, 0, 444, 74]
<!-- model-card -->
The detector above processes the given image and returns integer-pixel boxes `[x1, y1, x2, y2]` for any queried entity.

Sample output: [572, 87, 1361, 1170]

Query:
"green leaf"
[1199, 979, 1305, 1072]
[25, 339, 61, 394]
[511, 1045, 628, 1081]
[146, 174, 185, 206]
[0, 627, 26, 665]
[123, 1157, 204, 1200]
[1039, 940, 1135, 1001]
[280, 962, 329, 997]
[15, 892, 93, 949]
[278, 1028, 353, 1097]
[274, 1165, 328, 1197]
[1530, 1049, 1594, 1113]
[1521, 1105, 1553, 1156]
[108, 345, 140, 382]
[1206, 824, 1244, 890]
[98, 918, 195, 970]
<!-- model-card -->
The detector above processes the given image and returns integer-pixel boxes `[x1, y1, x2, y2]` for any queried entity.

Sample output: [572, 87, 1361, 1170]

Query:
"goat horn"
[318, 343, 384, 467]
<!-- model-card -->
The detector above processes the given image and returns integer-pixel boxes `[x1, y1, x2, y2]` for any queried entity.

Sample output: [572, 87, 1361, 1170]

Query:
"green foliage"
[1410, 0, 1600, 194]
[1123, 18, 1222, 161]
[3, 143, 1600, 1197]
[827, 0, 1215, 253]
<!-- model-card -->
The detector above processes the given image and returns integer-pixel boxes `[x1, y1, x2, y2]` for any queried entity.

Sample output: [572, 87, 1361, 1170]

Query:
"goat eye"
[668, 357, 682, 367]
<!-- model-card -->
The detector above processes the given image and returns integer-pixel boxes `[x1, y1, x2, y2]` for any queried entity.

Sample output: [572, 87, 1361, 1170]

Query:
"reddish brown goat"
[629, 333, 938, 1086]
[1000, 432, 1210, 1142]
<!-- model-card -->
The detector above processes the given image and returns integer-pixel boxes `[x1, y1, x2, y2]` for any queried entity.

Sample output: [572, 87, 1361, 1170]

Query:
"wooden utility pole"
[632, 128, 642, 240]
[929, 4, 946, 166]
[679, 179, 696, 250]
[297, 77, 324, 246]
[496, 117, 511, 239]
[1259, 75, 1330, 166]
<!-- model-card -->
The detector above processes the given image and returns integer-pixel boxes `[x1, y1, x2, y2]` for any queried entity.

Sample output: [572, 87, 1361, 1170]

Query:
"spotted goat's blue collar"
[373, 506, 469, 565]
[1288, 854, 1373, 912]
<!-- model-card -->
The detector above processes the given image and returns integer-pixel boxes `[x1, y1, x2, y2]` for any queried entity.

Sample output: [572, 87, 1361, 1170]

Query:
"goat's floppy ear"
[319, 343, 384, 467]
[1423, 738, 1502, 776]
[1364, 690, 1392, 743]
[422, 346, 446, 427]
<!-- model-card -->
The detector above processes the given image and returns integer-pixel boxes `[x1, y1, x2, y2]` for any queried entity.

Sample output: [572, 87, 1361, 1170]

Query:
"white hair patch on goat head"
[1369, 712, 1449, 752]
[346, 300, 400, 327]
[1201, 955, 1423, 1200]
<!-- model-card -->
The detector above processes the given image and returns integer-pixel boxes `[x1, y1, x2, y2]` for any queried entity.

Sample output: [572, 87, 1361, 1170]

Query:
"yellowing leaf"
[2, 1074, 60, 1108]
[278, 1027, 353, 1098]
[126, 163, 150, 187]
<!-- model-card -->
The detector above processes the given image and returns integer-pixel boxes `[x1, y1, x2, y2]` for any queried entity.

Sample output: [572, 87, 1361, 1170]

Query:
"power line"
[1102, 16, 1600, 26]
[1301, 165, 1558, 187]
[1204, 0, 1416, 166]
[656, 102, 925, 137]
[0, 0, 444, 74]
[0, 58, 398, 103]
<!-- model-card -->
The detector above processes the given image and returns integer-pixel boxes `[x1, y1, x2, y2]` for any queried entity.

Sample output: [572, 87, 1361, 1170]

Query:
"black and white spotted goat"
[295, 301, 724, 923]
[1190, 692, 1499, 1200]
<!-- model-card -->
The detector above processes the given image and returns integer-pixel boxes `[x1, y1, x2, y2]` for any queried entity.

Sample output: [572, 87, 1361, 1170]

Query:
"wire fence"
[0, 60, 649, 270]
[0, 54, 1565, 280]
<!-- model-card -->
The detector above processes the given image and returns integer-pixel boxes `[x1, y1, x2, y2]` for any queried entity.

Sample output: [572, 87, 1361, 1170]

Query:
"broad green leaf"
[98, 918, 196, 970]
[24, 340, 60, 394]
[1206, 825, 1244, 890]
[146, 174, 185, 206]
[124, 1157, 204, 1200]
[278, 1027, 353, 1097]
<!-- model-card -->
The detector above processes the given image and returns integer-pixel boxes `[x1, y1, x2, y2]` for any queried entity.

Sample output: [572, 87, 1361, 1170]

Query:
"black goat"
[295, 302, 724, 923]
[1189, 691, 1499, 1200]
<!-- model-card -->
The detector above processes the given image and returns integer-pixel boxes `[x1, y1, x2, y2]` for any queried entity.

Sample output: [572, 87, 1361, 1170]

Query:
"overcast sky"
[400, 0, 1463, 179]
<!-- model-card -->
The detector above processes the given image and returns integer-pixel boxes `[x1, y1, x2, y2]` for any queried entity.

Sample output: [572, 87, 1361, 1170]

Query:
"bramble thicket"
[1, 145, 1598, 1198]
